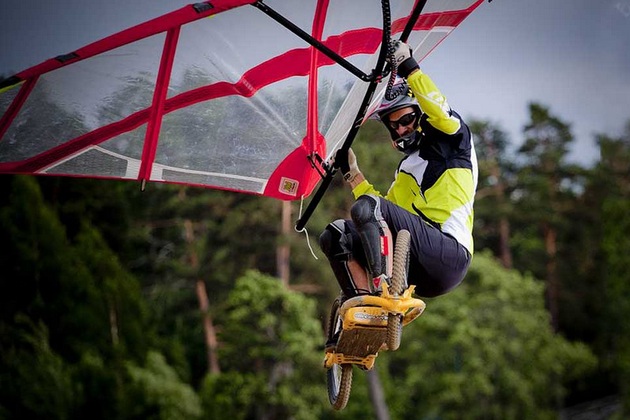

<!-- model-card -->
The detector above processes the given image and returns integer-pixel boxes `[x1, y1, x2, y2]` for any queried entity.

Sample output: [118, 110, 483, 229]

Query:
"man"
[319, 41, 478, 300]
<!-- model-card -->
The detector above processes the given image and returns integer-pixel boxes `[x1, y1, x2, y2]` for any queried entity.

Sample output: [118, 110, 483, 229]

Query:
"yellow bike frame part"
[339, 284, 426, 326]
[324, 351, 378, 370]
[323, 284, 426, 370]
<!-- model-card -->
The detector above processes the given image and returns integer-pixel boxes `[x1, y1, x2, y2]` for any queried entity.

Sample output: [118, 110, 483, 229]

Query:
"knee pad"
[319, 219, 353, 260]
[350, 195, 384, 228]
[350, 195, 390, 283]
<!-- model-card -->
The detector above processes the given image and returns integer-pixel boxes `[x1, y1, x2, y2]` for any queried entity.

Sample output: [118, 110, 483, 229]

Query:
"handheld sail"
[0, 0, 483, 200]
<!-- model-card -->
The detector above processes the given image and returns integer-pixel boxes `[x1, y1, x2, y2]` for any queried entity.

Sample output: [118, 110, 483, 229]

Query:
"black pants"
[346, 197, 471, 298]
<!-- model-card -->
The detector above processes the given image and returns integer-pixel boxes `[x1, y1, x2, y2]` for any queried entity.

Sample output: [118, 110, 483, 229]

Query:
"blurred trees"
[1, 106, 630, 418]
[0, 175, 152, 419]
[515, 103, 579, 332]
[470, 119, 514, 268]
[384, 252, 596, 419]
[594, 121, 630, 414]
[201, 270, 325, 419]
[471, 107, 630, 415]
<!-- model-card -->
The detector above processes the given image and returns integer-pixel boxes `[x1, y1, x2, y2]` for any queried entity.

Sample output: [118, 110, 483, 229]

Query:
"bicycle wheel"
[386, 229, 411, 351]
[326, 296, 353, 410]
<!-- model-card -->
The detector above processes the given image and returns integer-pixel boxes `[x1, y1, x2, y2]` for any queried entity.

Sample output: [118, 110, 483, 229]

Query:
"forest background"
[1, 99, 630, 419]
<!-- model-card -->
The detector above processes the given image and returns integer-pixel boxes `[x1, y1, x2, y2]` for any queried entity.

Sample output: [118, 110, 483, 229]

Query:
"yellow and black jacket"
[353, 70, 478, 255]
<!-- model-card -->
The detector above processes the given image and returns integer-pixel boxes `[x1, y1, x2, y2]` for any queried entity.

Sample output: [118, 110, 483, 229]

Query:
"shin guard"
[350, 195, 392, 292]
[319, 220, 369, 297]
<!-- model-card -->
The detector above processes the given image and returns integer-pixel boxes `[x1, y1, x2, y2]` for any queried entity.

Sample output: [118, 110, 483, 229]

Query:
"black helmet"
[372, 79, 422, 153]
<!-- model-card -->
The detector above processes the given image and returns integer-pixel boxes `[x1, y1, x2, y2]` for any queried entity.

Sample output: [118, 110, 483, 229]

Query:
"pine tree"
[514, 103, 576, 331]
[469, 119, 515, 267]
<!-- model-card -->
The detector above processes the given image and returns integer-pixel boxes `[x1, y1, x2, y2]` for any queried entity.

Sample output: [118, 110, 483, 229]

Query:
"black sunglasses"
[388, 112, 417, 130]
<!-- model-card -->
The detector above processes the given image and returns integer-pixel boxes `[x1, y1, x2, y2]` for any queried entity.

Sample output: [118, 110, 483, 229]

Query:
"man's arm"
[407, 71, 461, 135]
[392, 41, 461, 135]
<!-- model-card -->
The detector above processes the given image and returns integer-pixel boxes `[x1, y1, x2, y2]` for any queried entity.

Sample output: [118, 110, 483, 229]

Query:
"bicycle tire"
[329, 364, 353, 410]
[386, 229, 411, 351]
[326, 296, 353, 410]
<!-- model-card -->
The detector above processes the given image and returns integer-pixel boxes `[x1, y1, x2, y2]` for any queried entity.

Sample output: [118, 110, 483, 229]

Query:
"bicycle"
[324, 229, 426, 410]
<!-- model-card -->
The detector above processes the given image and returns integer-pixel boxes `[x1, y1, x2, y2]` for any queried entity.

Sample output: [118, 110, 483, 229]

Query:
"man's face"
[387, 106, 417, 138]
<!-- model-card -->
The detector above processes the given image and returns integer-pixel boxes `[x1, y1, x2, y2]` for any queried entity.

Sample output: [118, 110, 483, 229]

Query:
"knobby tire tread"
[327, 296, 353, 410]
[386, 229, 410, 351]
[332, 364, 353, 410]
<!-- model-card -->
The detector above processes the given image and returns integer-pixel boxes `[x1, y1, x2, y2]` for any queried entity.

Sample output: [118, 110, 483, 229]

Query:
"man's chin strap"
[351, 195, 392, 292]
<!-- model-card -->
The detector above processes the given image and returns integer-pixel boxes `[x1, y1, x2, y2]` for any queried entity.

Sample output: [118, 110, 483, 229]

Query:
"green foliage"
[202, 270, 327, 419]
[601, 197, 630, 413]
[201, 372, 266, 420]
[0, 176, 156, 418]
[71, 351, 123, 419]
[72, 222, 151, 361]
[520, 102, 573, 166]
[511, 102, 578, 279]
[468, 118, 515, 259]
[125, 351, 203, 420]
[383, 252, 596, 419]
[0, 316, 75, 419]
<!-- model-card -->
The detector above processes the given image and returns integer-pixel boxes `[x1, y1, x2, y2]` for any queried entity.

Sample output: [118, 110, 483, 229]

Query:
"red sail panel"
[0, 0, 483, 200]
